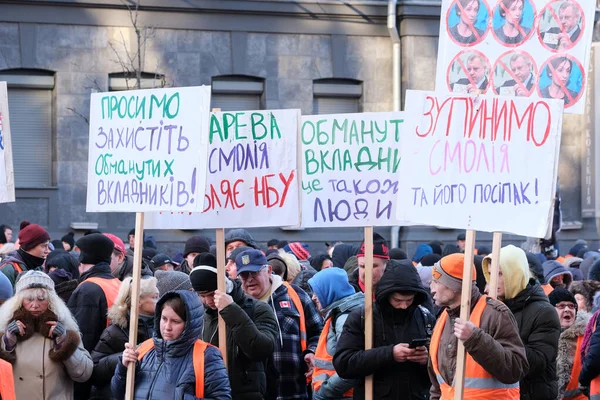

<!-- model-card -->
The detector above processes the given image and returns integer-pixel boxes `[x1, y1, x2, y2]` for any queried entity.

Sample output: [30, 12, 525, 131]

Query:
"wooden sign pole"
[125, 212, 145, 400]
[215, 228, 228, 368]
[453, 229, 476, 400]
[487, 232, 503, 300]
[364, 226, 374, 400]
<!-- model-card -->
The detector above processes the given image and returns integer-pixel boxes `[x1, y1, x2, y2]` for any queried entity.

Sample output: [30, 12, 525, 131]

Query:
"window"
[313, 79, 362, 115]
[0, 69, 54, 187]
[211, 75, 264, 112]
[109, 72, 165, 91]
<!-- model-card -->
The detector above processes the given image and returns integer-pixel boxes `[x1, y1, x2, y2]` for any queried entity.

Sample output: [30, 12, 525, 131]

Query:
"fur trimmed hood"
[107, 301, 130, 329]
[556, 311, 592, 399]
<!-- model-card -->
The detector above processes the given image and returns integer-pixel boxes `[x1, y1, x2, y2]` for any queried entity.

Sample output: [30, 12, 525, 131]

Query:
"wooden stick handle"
[216, 228, 228, 369]
[364, 226, 374, 400]
[487, 232, 503, 300]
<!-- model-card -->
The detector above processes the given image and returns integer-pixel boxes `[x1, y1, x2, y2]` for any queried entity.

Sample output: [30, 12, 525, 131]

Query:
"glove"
[6, 320, 20, 337]
[51, 321, 66, 339]
[3, 320, 20, 350]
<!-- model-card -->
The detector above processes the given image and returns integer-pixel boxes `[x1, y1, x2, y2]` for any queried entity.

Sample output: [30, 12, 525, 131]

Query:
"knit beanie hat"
[569, 243, 587, 257]
[413, 244, 433, 263]
[389, 248, 408, 260]
[357, 232, 389, 259]
[432, 253, 476, 293]
[428, 241, 444, 256]
[284, 242, 310, 261]
[267, 253, 288, 280]
[421, 253, 442, 267]
[224, 229, 258, 249]
[18, 221, 51, 252]
[76, 233, 114, 265]
[104, 233, 125, 254]
[548, 287, 577, 309]
[155, 270, 192, 296]
[0, 272, 12, 300]
[15, 270, 55, 293]
[190, 253, 218, 293]
[61, 232, 75, 250]
[184, 236, 211, 258]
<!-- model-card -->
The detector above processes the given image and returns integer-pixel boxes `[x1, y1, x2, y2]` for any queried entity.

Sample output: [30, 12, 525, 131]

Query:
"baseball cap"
[235, 249, 268, 274]
[227, 245, 252, 261]
[104, 233, 125, 254]
[151, 253, 173, 270]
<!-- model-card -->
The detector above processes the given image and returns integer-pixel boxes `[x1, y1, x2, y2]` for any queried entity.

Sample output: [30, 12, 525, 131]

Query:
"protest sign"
[437, 0, 595, 114]
[396, 90, 563, 238]
[145, 109, 301, 229]
[301, 112, 408, 228]
[0, 82, 15, 203]
[86, 86, 211, 212]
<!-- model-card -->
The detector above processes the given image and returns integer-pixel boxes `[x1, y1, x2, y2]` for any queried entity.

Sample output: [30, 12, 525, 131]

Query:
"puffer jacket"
[503, 281, 560, 400]
[427, 284, 530, 400]
[202, 280, 279, 400]
[111, 290, 231, 400]
[334, 260, 436, 400]
[90, 313, 155, 399]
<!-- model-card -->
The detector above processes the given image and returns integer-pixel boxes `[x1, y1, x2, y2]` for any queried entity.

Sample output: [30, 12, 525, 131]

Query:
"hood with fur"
[556, 311, 592, 398]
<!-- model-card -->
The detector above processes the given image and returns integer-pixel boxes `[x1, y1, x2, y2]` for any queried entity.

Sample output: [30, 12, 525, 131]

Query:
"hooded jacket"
[543, 261, 573, 288]
[484, 245, 560, 400]
[202, 279, 279, 400]
[334, 260, 436, 400]
[556, 311, 591, 398]
[111, 290, 231, 399]
[332, 244, 359, 270]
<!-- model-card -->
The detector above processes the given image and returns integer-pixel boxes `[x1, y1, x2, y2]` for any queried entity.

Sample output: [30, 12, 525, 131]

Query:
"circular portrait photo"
[538, 55, 584, 107]
[538, 0, 585, 51]
[447, 0, 491, 46]
[447, 51, 491, 94]
[491, 0, 536, 46]
[492, 51, 537, 97]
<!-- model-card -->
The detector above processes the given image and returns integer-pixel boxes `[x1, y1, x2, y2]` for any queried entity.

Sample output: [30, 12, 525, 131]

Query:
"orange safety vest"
[0, 359, 16, 400]
[312, 318, 353, 397]
[563, 336, 587, 400]
[79, 277, 121, 327]
[282, 282, 307, 352]
[137, 338, 210, 398]
[430, 295, 520, 400]
[541, 284, 554, 296]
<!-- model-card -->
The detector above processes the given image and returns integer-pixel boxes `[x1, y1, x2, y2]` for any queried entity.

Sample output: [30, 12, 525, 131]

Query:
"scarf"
[17, 248, 46, 271]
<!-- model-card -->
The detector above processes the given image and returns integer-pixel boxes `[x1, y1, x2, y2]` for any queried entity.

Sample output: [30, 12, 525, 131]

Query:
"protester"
[456, 232, 466, 252]
[267, 239, 279, 250]
[284, 242, 311, 261]
[90, 276, 159, 399]
[60, 232, 75, 252]
[0, 221, 51, 288]
[191, 253, 279, 400]
[389, 248, 408, 260]
[282, 252, 302, 283]
[225, 229, 258, 257]
[331, 244, 359, 269]
[564, 257, 585, 282]
[348, 233, 390, 295]
[544, 260, 573, 289]
[111, 290, 231, 399]
[548, 288, 591, 399]
[428, 253, 529, 399]
[0, 243, 15, 264]
[309, 253, 333, 272]
[179, 235, 211, 275]
[0, 271, 92, 398]
[334, 260, 435, 399]
[239, 248, 323, 400]
[428, 241, 444, 256]
[267, 252, 288, 281]
[0, 225, 12, 245]
[570, 281, 600, 313]
[582, 253, 600, 281]
[150, 253, 175, 272]
[225, 245, 252, 280]
[45, 250, 79, 304]
[307, 267, 363, 400]
[477, 246, 491, 257]
[442, 244, 460, 256]
[104, 233, 126, 276]
[412, 244, 433, 266]
[0, 272, 11, 305]
[483, 245, 560, 400]
[155, 270, 192, 296]
[343, 256, 358, 277]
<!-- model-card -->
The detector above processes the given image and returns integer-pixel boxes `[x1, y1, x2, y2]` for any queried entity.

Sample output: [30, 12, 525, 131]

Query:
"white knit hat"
[15, 270, 55, 293]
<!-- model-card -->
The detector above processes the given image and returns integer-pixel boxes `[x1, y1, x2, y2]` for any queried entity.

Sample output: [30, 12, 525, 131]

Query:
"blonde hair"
[107, 276, 158, 328]
[0, 287, 80, 333]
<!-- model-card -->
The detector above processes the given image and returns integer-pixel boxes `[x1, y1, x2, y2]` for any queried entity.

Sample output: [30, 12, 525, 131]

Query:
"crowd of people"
[1, 221, 600, 399]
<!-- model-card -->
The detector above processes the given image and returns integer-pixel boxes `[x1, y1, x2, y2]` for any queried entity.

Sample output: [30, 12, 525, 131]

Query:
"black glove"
[51, 321, 66, 339]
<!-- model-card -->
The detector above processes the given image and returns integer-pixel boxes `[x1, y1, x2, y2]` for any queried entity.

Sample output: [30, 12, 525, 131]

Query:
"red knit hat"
[18, 221, 51, 251]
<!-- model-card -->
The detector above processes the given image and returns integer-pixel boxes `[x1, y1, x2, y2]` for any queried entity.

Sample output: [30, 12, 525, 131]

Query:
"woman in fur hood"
[0, 270, 93, 399]
[90, 276, 159, 399]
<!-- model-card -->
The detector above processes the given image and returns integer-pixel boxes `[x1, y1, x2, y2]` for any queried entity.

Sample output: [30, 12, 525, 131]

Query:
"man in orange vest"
[67, 233, 120, 399]
[428, 253, 529, 399]
[550, 288, 591, 399]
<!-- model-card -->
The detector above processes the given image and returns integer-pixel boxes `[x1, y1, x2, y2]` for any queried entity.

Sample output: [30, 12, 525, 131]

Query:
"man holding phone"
[334, 259, 435, 399]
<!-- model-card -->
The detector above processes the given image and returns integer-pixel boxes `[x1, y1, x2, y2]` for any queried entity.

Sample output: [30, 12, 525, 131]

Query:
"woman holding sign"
[111, 290, 231, 399]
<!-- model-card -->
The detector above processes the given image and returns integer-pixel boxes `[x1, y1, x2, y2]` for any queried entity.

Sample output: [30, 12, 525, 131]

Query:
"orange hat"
[432, 253, 476, 292]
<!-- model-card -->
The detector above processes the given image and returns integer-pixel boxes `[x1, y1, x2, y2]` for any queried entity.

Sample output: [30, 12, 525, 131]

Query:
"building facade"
[0, 0, 598, 256]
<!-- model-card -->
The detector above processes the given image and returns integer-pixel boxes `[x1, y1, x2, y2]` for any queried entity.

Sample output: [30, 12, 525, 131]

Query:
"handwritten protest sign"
[396, 90, 563, 237]
[0, 82, 15, 203]
[145, 109, 301, 229]
[437, 0, 595, 114]
[86, 86, 211, 212]
[301, 112, 408, 227]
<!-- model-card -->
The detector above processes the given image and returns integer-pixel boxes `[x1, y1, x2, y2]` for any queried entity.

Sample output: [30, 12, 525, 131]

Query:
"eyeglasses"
[239, 266, 267, 280]
[556, 303, 576, 310]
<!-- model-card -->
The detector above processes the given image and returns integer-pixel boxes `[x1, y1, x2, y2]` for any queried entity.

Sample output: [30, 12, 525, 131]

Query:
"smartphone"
[409, 338, 427, 349]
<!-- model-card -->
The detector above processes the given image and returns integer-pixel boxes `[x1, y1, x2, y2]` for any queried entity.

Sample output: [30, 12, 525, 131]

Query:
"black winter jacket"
[503, 281, 560, 400]
[90, 314, 155, 399]
[333, 260, 436, 400]
[580, 311, 600, 386]
[202, 280, 279, 400]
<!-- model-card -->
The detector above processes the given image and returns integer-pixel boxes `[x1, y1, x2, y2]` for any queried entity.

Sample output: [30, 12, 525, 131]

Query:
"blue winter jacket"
[111, 290, 232, 400]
